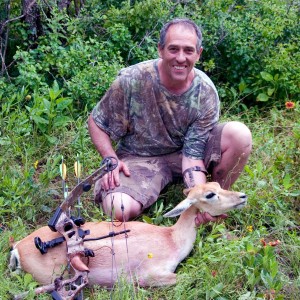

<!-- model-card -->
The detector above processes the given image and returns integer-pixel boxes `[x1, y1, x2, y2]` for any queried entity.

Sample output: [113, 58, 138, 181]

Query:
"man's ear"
[196, 46, 203, 61]
[157, 43, 163, 58]
[199, 46, 203, 55]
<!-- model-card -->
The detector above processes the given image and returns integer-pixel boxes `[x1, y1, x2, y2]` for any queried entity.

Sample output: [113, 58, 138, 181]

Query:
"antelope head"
[164, 182, 247, 218]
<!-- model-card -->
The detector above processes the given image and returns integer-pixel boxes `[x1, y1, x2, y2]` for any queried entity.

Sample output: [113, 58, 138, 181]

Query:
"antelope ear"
[183, 188, 192, 196]
[164, 198, 197, 218]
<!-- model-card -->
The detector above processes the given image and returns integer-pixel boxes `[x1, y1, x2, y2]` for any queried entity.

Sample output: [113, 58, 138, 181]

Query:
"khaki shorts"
[94, 123, 226, 209]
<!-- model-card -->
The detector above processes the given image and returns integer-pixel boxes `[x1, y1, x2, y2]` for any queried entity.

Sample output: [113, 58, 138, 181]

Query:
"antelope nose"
[240, 193, 247, 201]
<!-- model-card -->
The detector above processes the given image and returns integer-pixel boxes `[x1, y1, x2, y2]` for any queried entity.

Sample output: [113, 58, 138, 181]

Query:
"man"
[88, 18, 252, 224]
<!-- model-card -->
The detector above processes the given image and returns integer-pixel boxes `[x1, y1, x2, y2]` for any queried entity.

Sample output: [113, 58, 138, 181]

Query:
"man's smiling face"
[158, 24, 202, 88]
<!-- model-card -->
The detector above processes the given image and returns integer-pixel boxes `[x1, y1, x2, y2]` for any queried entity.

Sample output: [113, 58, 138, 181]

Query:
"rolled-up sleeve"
[182, 84, 220, 159]
[92, 77, 129, 142]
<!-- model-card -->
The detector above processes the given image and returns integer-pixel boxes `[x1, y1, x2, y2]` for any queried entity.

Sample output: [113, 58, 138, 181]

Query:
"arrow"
[59, 156, 68, 199]
[74, 154, 82, 216]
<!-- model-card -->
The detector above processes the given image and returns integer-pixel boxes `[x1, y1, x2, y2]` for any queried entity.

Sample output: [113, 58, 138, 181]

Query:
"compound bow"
[15, 157, 129, 300]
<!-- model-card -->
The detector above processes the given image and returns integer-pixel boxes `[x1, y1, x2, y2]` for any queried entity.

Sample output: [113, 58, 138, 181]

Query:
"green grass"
[0, 103, 299, 300]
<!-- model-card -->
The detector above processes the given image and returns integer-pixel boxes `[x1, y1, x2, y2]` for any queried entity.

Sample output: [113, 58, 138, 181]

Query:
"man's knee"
[222, 121, 252, 154]
[102, 192, 142, 221]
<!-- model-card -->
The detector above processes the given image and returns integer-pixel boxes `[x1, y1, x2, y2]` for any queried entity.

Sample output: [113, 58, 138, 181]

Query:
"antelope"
[9, 182, 247, 289]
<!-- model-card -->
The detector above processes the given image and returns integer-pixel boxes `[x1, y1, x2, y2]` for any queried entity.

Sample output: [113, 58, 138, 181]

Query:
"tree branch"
[0, 0, 37, 36]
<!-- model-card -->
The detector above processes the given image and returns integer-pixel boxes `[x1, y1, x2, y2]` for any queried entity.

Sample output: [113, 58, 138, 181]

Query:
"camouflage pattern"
[94, 151, 182, 208]
[92, 59, 220, 160]
[94, 123, 225, 208]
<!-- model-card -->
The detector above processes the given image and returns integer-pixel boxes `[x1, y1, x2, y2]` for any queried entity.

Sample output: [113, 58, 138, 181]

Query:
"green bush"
[192, 0, 300, 107]
[2, 0, 299, 111]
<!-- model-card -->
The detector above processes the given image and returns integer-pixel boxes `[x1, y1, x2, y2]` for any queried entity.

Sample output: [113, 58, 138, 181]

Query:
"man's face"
[158, 24, 202, 85]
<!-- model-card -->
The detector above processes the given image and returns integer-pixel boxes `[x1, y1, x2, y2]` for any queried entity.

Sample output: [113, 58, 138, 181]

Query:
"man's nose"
[176, 50, 186, 62]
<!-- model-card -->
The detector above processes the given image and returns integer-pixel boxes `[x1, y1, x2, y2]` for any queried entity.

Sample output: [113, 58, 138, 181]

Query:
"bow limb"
[49, 157, 118, 231]
[15, 270, 89, 300]
[14, 283, 56, 300]
[15, 157, 118, 300]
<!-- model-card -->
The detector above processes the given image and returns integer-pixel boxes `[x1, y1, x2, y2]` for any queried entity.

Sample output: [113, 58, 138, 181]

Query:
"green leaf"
[270, 259, 279, 278]
[24, 273, 34, 287]
[238, 81, 247, 93]
[32, 115, 48, 125]
[45, 134, 58, 144]
[267, 88, 275, 96]
[43, 98, 51, 111]
[244, 165, 254, 178]
[0, 137, 11, 145]
[257, 93, 269, 102]
[56, 98, 73, 111]
[208, 283, 224, 298]
[260, 71, 273, 82]
[288, 191, 300, 196]
[282, 174, 293, 189]
[142, 215, 153, 224]
[49, 81, 63, 101]
[53, 116, 72, 127]
[246, 242, 255, 252]
[238, 292, 252, 300]
[260, 269, 273, 288]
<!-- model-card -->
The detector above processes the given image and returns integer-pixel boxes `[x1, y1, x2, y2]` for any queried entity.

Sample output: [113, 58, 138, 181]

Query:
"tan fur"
[10, 182, 246, 287]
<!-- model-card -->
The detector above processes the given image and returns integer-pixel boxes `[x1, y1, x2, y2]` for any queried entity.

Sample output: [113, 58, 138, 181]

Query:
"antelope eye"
[206, 192, 216, 199]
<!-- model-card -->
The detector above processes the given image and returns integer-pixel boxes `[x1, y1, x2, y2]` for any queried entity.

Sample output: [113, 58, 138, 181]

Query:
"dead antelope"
[9, 182, 247, 288]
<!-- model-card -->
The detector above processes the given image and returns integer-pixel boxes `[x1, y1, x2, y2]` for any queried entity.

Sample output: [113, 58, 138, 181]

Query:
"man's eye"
[186, 49, 194, 54]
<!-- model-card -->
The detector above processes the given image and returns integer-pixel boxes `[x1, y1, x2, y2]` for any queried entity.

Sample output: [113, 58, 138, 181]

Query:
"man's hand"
[195, 212, 227, 227]
[88, 116, 130, 191]
[101, 160, 130, 191]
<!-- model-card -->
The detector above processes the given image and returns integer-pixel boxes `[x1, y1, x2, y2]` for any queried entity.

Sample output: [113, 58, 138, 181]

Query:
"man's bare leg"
[102, 121, 251, 222]
[212, 121, 252, 189]
[101, 192, 142, 221]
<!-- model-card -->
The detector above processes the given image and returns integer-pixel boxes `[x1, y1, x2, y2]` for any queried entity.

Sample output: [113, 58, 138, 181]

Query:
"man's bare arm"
[88, 115, 130, 190]
[182, 155, 207, 188]
[182, 155, 227, 225]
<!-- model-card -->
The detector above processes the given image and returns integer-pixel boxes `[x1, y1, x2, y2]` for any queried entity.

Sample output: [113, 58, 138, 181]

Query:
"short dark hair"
[159, 18, 202, 53]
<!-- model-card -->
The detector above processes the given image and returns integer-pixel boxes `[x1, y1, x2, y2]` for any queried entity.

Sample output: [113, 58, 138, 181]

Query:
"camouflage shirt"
[92, 59, 220, 159]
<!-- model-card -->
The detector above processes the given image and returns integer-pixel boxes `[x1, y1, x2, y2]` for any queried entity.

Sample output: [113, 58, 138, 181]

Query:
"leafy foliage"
[2, 0, 299, 108]
[192, 0, 300, 107]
